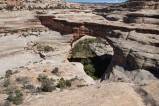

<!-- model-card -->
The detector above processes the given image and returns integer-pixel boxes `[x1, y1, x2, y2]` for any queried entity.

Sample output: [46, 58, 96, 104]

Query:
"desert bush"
[56, 78, 71, 89]
[37, 44, 54, 52]
[51, 67, 59, 74]
[3, 78, 10, 87]
[7, 89, 23, 105]
[84, 63, 97, 80]
[37, 74, 56, 92]
[16, 77, 36, 92]
[23, 84, 35, 91]
[37, 74, 48, 82]
[1, 100, 11, 106]
[5, 70, 13, 78]
[0, 76, 4, 80]
[6, 5, 14, 10]
[16, 77, 30, 85]
[70, 39, 96, 58]
[43, 45, 54, 52]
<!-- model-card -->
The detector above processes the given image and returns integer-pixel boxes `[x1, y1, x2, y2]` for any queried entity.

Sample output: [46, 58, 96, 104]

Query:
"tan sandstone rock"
[22, 83, 145, 106]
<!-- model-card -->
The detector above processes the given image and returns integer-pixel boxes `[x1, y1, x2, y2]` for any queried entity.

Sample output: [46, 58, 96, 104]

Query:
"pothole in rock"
[68, 37, 114, 80]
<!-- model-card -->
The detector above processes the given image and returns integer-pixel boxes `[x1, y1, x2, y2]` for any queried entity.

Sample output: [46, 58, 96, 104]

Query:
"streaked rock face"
[38, 7, 159, 80]
[126, 0, 159, 9]
[0, 10, 94, 86]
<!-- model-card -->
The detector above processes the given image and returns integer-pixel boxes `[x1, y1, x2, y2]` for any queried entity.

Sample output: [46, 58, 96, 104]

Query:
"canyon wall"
[38, 8, 159, 80]
[126, 0, 159, 9]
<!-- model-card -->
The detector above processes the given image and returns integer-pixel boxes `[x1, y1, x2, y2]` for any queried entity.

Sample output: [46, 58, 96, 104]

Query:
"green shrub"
[70, 39, 97, 58]
[37, 44, 54, 52]
[41, 79, 56, 92]
[37, 74, 48, 82]
[80, 58, 98, 80]
[5, 70, 13, 78]
[7, 89, 23, 105]
[0, 76, 4, 80]
[37, 74, 56, 92]
[56, 78, 71, 89]
[51, 67, 59, 74]
[3, 78, 10, 87]
[43, 45, 54, 52]
[16, 77, 30, 85]
[84, 64, 97, 80]
[6, 5, 14, 10]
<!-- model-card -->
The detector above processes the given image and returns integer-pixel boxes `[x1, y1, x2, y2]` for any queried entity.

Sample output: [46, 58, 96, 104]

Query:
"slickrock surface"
[0, 0, 159, 106]
[23, 82, 145, 106]
[141, 80, 159, 105]
[0, 11, 43, 75]
[0, 10, 94, 85]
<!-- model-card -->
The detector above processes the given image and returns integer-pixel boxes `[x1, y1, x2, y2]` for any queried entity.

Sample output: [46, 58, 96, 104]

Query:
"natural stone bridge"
[38, 10, 159, 79]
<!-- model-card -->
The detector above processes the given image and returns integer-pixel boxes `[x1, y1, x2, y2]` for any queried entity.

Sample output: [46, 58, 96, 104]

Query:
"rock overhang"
[37, 9, 159, 79]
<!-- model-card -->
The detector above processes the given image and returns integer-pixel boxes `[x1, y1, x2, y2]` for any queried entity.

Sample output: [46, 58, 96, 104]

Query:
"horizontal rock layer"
[38, 9, 159, 79]
[126, 0, 159, 9]
[0, 10, 94, 86]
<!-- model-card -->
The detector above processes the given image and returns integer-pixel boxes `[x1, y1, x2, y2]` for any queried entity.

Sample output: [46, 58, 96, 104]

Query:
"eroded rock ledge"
[38, 9, 159, 80]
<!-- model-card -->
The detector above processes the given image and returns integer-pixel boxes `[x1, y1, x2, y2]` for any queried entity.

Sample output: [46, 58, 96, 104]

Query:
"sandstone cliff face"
[0, 0, 159, 105]
[38, 8, 159, 81]
[126, 0, 159, 9]
[0, 10, 94, 87]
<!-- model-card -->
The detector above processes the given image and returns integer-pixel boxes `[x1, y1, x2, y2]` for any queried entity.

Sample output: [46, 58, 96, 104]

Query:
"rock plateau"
[0, 0, 159, 106]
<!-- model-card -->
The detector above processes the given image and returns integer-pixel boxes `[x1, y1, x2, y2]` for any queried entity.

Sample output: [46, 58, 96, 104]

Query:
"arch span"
[38, 15, 159, 80]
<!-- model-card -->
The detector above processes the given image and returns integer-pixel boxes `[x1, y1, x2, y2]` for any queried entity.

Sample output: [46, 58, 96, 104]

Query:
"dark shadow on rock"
[68, 54, 112, 80]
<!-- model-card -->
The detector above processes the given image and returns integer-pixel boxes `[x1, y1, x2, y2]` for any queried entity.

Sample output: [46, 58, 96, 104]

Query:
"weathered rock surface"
[0, 0, 159, 106]
[72, 35, 114, 57]
[109, 66, 157, 84]
[0, 0, 65, 10]
[38, 8, 159, 80]
[142, 80, 159, 105]
[126, 0, 159, 9]
[95, 0, 159, 13]
[0, 10, 94, 86]
[22, 82, 145, 106]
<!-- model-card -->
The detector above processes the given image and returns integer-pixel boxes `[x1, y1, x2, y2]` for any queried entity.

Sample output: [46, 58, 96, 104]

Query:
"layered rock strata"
[126, 0, 159, 9]
[38, 9, 159, 80]
[0, 10, 94, 85]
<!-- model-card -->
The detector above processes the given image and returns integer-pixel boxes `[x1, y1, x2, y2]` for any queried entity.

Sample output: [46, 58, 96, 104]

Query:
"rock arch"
[38, 13, 159, 80]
